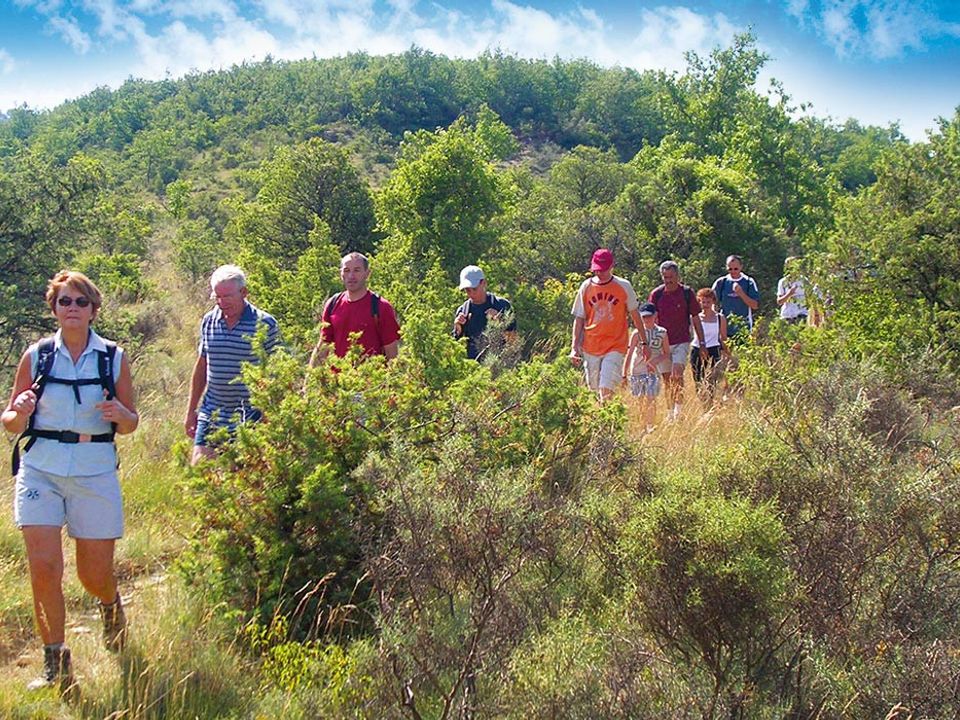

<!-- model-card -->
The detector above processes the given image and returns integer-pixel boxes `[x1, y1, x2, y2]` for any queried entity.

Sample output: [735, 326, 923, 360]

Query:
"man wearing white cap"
[453, 265, 516, 361]
[570, 248, 645, 403]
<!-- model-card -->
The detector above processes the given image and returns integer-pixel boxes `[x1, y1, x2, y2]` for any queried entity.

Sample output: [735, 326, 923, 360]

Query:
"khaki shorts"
[583, 351, 625, 391]
[668, 342, 690, 370]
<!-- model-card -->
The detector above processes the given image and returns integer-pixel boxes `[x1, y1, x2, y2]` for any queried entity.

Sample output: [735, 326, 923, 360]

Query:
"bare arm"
[2, 352, 36, 435]
[691, 313, 706, 347]
[184, 355, 207, 438]
[658, 335, 671, 370]
[383, 341, 399, 360]
[776, 281, 796, 305]
[628, 308, 650, 360]
[735, 282, 760, 310]
[692, 314, 709, 360]
[623, 331, 638, 378]
[453, 309, 469, 338]
[719, 315, 731, 357]
[309, 340, 330, 367]
[570, 316, 585, 365]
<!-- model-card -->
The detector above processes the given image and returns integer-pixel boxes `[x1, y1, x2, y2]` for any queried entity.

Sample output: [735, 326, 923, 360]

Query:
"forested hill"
[0, 33, 954, 370]
[0, 36, 899, 174]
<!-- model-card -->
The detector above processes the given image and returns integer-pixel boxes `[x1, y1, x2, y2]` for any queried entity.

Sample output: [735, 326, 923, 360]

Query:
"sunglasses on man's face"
[57, 296, 91, 308]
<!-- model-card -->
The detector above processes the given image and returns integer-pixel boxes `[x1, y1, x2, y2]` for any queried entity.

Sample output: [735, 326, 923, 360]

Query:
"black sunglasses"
[57, 296, 91, 308]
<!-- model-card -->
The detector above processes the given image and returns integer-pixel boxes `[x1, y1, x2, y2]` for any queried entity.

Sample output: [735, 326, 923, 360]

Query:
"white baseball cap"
[458, 265, 485, 289]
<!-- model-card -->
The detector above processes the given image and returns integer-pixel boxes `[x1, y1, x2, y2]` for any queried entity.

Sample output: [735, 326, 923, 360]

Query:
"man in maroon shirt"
[309, 252, 400, 365]
[648, 260, 707, 419]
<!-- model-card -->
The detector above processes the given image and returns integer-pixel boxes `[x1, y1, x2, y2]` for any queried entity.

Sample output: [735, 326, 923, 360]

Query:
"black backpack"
[11, 337, 118, 476]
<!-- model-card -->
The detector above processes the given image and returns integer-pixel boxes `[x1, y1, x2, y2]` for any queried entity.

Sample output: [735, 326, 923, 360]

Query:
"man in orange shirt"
[570, 249, 645, 403]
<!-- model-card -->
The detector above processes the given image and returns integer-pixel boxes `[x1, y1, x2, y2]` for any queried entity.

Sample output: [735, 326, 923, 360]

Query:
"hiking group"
[3, 249, 811, 692]
[570, 249, 816, 426]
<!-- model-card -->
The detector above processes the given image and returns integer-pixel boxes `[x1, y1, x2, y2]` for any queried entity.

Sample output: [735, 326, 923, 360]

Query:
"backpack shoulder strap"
[370, 292, 380, 320]
[652, 286, 664, 306]
[684, 286, 693, 315]
[98, 341, 118, 400]
[322, 292, 345, 324]
[32, 337, 57, 397]
[13, 337, 57, 476]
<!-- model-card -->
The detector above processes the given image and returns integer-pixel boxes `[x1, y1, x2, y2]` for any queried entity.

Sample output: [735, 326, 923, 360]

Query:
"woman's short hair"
[210, 264, 247, 291]
[696, 287, 717, 303]
[45, 270, 103, 313]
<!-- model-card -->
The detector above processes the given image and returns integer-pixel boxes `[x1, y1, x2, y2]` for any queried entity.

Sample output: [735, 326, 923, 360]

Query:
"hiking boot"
[99, 594, 127, 652]
[27, 645, 74, 693]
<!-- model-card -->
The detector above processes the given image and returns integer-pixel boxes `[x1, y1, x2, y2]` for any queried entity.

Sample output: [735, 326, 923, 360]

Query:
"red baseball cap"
[590, 248, 614, 272]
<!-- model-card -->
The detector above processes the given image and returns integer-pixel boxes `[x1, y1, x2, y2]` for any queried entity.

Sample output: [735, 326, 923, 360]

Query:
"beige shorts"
[668, 342, 690, 371]
[15, 466, 123, 539]
[582, 351, 625, 391]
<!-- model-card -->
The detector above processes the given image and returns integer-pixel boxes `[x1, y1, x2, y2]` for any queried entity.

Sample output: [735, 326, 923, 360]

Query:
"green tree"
[658, 33, 768, 156]
[0, 151, 104, 369]
[374, 112, 513, 287]
[226, 137, 377, 267]
[822, 110, 960, 360]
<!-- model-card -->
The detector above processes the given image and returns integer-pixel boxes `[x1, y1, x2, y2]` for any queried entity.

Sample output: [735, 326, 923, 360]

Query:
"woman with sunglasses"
[2, 270, 138, 692]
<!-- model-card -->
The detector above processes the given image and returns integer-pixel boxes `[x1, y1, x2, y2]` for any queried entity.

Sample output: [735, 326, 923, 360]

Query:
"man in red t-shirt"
[648, 260, 707, 419]
[309, 252, 401, 365]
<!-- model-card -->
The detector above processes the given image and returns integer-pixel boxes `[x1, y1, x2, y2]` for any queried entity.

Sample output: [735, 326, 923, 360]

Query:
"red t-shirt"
[648, 284, 701, 345]
[321, 292, 401, 358]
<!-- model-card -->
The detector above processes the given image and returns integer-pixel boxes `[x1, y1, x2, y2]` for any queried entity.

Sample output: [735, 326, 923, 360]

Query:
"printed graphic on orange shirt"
[586, 292, 619, 328]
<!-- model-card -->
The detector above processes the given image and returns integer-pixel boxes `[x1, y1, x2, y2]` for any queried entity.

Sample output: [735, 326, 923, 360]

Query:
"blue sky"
[1, 0, 959, 140]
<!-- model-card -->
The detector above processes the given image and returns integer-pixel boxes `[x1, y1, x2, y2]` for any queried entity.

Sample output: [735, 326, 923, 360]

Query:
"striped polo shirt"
[197, 302, 280, 426]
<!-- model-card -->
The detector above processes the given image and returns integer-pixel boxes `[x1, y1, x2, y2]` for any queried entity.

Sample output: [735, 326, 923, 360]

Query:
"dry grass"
[618, 373, 752, 471]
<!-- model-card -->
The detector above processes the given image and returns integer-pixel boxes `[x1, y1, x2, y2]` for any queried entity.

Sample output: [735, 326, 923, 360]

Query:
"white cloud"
[6, 0, 745, 103]
[786, 0, 810, 18]
[248, 0, 739, 73]
[788, 0, 960, 59]
[0, 49, 15, 75]
[48, 15, 93, 53]
[83, 0, 138, 41]
[132, 17, 279, 78]
[162, 0, 241, 23]
[11, 0, 64, 13]
[625, 6, 739, 72]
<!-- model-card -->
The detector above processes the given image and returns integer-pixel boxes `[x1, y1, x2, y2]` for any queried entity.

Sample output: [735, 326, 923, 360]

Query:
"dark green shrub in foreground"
[179, 335, 459, 636]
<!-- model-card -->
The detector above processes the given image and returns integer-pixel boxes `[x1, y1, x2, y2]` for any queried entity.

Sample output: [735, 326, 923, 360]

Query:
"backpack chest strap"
[42, 376, 105, 404]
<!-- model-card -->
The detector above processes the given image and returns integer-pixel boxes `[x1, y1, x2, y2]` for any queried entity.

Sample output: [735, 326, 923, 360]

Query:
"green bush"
[617, 477, 791, 716]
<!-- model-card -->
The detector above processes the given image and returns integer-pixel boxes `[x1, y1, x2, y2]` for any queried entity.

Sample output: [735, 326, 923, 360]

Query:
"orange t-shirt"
[572, 276, 640, 356]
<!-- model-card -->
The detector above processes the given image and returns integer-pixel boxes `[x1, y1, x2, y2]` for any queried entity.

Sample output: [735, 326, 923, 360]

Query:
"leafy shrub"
[616, 477, 791, 717]
[245, 617, 377, 718]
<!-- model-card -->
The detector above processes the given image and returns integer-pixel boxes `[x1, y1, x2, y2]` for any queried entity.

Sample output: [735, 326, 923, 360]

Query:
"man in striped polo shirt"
[184, 264, 280, 465]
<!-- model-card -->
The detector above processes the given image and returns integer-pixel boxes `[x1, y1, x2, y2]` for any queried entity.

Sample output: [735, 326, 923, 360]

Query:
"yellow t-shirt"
[571, 276, 640, 356]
